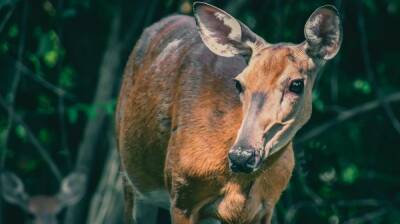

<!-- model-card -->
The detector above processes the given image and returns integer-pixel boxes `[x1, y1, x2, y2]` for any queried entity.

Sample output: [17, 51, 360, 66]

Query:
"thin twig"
[284, 199, 388, 224]
[58, 96, 72, 169]
[54, 0, 72, 169]
[362, 170, 400, 185]
[0, 4, 25, 223]
[0, 94, 63, 181]
[297, 91, 400, 143]
[295, 164, 323, 205]
[342, 208, 387, 224]
[284, 201, 313, 224]
[1, 1, 28, 169]
[330, 56, 340, 103]
[357, 2, 400, 135]
[0, 6, 15, 34]
[335, 199, 384, 208]
[4, 55, 74, 99]
[14, 60, 73, 98]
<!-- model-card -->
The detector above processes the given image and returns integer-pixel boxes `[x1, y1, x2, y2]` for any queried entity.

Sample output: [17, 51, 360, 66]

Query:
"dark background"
[0, 0, 399, 223]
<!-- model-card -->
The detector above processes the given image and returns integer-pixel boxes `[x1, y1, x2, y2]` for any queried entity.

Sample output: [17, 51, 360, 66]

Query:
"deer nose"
[228, 147, 259, 173]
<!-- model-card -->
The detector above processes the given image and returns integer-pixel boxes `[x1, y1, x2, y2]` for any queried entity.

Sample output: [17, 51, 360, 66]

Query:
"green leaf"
[67, 107, 79, 124]
[28, 53, 42, 74]
[353, 79, 371, 94]
[37, 94, 55, 114]
[341, 164, 360, 184]
[43, 0, 56, 16]
[312, 90, 325, 112]
[15, 124, 26, 139]
[0, 42, 9, 54]
[62, 8, 77, 18]
[362, 0, 378, 14]
[59, 66, 76, 89]
[44, 50, 58, 68]
[104, 100, 116, 115]
[319, 185, 332, 197]
[38, 128, 51, 144]
[37, 29, 51, 55]
[84, 105, 97, 119]
[37, 30, 64, 68]
[8, 24, 18, 38]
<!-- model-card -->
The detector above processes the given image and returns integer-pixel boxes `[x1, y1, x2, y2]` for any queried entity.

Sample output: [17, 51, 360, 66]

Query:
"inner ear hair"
[242, 48, 253, 64]
[193, 2, 266, 58]
[304, 5, 342, 60]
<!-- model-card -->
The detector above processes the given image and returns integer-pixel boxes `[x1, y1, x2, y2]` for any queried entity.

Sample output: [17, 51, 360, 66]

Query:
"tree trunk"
[86, 136, 123, 224]
[63, 10, 123, 224]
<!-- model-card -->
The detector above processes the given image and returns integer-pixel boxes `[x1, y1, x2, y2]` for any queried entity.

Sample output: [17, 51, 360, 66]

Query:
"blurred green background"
[0, 0, 399, 223]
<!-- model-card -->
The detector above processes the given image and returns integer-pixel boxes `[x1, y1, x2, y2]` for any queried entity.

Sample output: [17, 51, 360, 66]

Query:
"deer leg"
[123, 176, 135, 224]
[122, 178, 159, 224]
[133, 199, 159, 224]
[261, 208, 274, 224]
[171, 207, 192, 224]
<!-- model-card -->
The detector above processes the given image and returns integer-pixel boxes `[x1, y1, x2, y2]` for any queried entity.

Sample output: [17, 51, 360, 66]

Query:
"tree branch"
[284, 199, 388, 224]
[14, 59, 73, 99]
[64, 7, 124, 224]
[297, 91, 400, 143]
[0, 3, 27, 222]
[1, 1, 28, 169]
[0, 94, 63, 181]
[86, 131, 123, 224]
[342, 209, 387, 224]
[357, 2, 400, 135]
[0, 6, 14, 34]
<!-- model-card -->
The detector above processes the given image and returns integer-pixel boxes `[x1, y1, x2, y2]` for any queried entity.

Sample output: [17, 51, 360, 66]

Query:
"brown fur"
[117, 16, 312, 224]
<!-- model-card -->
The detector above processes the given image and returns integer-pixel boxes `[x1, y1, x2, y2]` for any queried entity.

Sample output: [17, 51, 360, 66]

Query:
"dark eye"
[234, 80, 244, 94]
[289, 79, 304, 94]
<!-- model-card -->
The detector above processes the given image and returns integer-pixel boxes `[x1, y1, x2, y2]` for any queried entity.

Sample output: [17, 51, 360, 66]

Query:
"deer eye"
[289, 79, 304, 94]
[234, 79, 244, 94]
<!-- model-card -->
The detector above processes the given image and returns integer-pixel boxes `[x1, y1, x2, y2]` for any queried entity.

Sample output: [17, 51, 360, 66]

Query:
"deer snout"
[228, 147, 261, 173]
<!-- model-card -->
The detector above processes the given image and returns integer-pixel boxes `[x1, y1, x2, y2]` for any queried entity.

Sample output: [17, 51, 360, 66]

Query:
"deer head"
[194, 2, 342, 173]
[1, 172, 86, 224]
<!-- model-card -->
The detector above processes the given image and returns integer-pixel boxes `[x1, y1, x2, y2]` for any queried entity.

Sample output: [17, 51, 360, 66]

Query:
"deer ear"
[1, 172, 29, 209]
[56, 172, 86, 206]
[304, 5, 342, 60]
[193, 2, 264, 58]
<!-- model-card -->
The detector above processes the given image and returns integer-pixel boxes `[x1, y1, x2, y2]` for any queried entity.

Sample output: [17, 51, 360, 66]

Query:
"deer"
[0, 171, 86, 224]
[116, 2, 342, 224]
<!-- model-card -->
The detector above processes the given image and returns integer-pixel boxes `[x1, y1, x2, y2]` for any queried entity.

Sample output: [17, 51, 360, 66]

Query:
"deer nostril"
[228, 148, 257, 173]
[246, 151, 256, 166]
